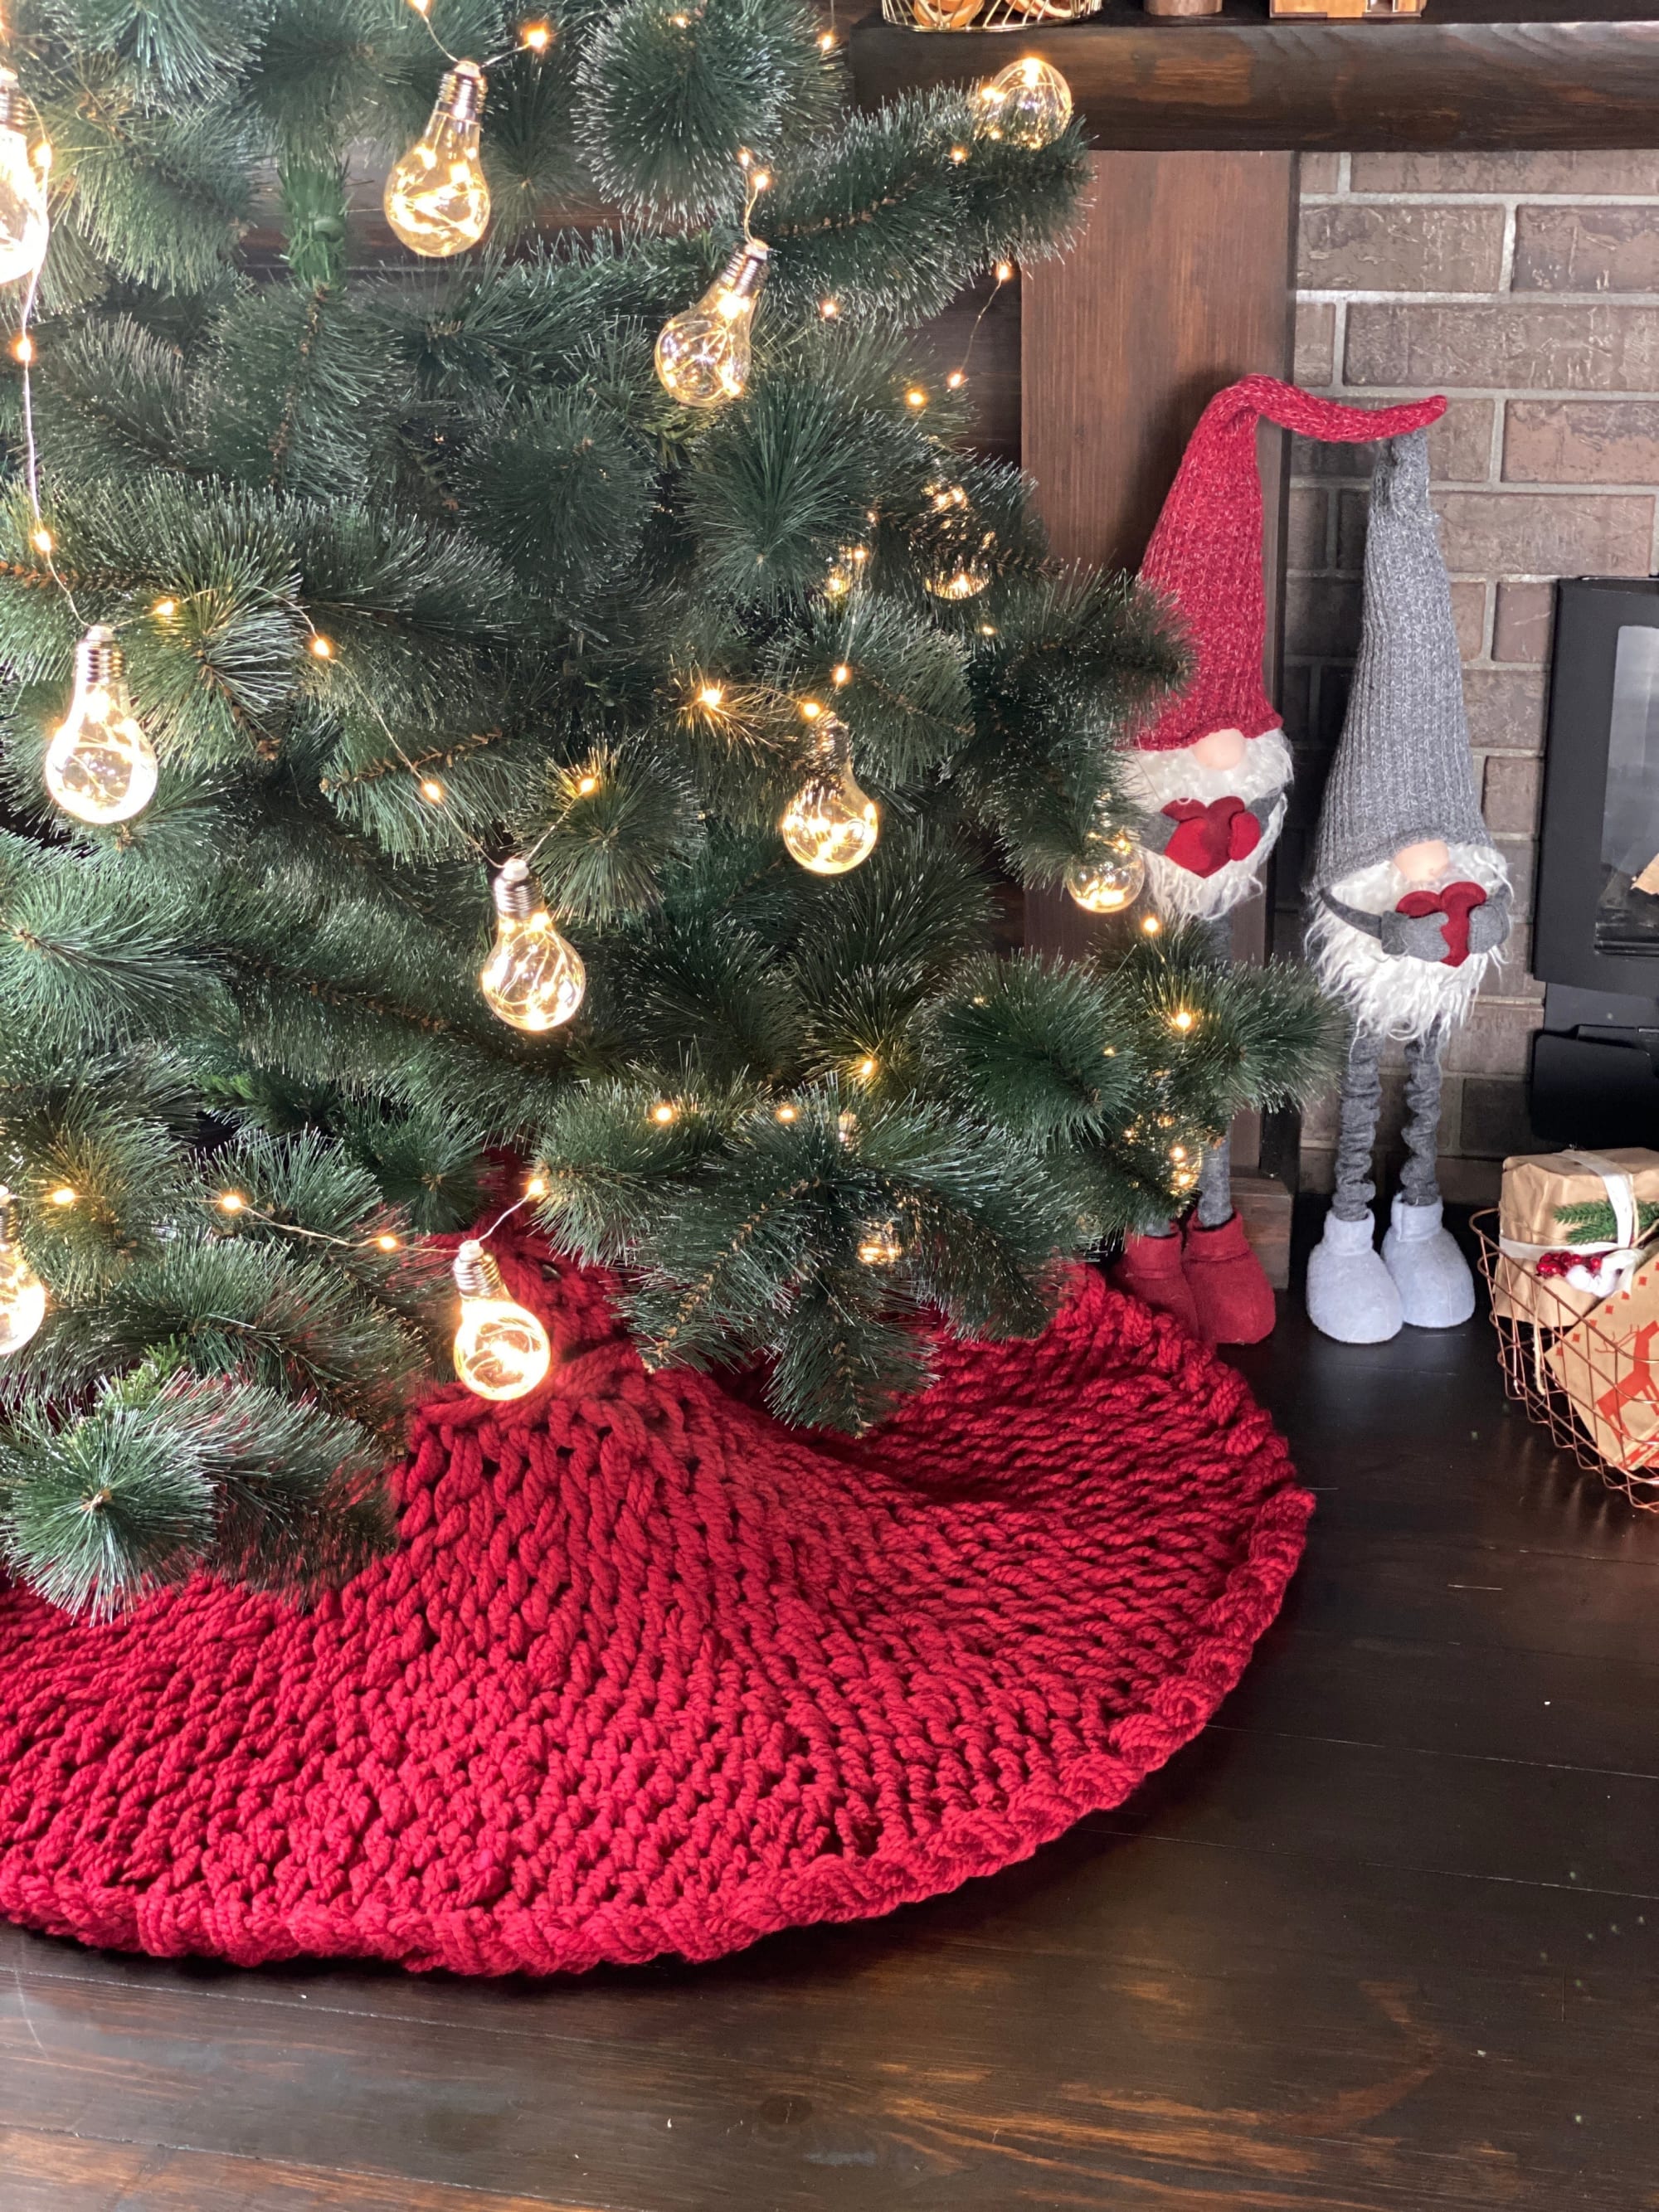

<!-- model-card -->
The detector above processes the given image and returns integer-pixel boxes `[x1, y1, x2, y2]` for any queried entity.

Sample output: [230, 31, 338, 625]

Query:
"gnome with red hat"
[1109, 374, 1447, 1346]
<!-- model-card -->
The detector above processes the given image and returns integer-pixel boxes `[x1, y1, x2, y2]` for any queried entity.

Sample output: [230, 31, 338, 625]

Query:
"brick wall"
[1287, 151, 1659, 1206]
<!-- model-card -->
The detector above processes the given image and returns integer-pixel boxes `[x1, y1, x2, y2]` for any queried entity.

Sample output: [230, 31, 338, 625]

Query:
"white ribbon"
[1501, 1151, 1654, 1299]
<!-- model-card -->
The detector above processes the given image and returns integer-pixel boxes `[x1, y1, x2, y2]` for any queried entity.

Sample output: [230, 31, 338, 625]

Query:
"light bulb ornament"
[655, 238, 770, 409]
[780, 709, 880, 876]
[384, 60, 490, 257]
[978, 56, 1073, 150]
[1065, 829, 1147, 915]
[451, 1240, 552, 1402]
[0, 70, 48, 288]
[0, 1188, 46, 1356]
[479, 857, 586, 1033]
[44, 626, 160, 826]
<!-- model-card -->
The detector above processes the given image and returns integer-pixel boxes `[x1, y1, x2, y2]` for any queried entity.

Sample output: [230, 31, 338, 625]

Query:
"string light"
[950, 145, 969, 164]
[819, 297, 839, 318]
[946, 369, 966, 391]
[697, 683, 725, 708]
[309, 634, 333, 659]
[524, 1174, 550, 1200]
[857, 1219, 904, 1267]
[978, 56, 1073, 149]
[419, 777, 445, 803]
[29, 526, 51, 555]
[0, 1189, 46, 1356]
[1065, 834, 1146, 915]
[10, 334, 30, 363]
[153, 598, 177, 620]
[47, 1186, 76, 1208]
[0, 70, 48, 286]
[519, 20, 552, 48]
[781, 706, 879, 875]
[651, 1101, 679, 1125]
[384, 61, 490, 258]
[216, 1191, 246, 1213]
[855, 1055, 878, 1080]
[831, 664, 851, 687]
[375, 1232, 401, 1252]
[774, 1103, 797, 1123]
[45, 627, 160, 827]
[656, 238, 770, 407]
[905, 386, 928, 411]
[479, 858, 586, 1033]
[1141, 914, 1162, 936]
[575, 772, 600, 796]
[1170, 1008, 1196, 1033]
[451, 1240, 551, 1402]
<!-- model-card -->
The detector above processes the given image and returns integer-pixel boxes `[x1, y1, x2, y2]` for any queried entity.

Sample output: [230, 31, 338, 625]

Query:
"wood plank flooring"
[4, 1268, 1658, 2210]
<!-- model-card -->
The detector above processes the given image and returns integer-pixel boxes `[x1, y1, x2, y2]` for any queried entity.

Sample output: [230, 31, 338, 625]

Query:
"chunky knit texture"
[1138, 376, 1447, 754]
[0, 1248, 1310, 1977]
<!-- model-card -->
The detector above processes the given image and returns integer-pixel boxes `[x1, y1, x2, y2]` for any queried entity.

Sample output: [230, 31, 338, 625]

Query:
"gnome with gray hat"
[1304, 429, 1513, 1344]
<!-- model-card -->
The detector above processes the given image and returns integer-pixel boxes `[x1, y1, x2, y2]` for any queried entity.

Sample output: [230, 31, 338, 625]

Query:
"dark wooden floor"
[6, 1265, 1659, 2212]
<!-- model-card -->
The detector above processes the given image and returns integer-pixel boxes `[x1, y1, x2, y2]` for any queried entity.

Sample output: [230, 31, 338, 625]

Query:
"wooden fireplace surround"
[849, 0, 1659, 1250]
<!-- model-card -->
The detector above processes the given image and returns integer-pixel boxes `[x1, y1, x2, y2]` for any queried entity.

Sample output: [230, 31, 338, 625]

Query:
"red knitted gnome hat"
[1136, 375, 1448, 753]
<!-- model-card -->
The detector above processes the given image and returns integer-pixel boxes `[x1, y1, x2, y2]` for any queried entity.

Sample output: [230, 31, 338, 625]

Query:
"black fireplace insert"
[1531, 577, 1659, 1146]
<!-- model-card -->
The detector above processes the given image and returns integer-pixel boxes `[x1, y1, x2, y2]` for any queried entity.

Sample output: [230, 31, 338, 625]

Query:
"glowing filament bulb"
[384, 61, 490, 259]
[44, 626, 159, 826]
[1065, 834, 1146, 915]
[0, 72, 47, 287]
[921, 480, 995, 600]
[479, 858, 586, 1033]
[451, 1241, 551, 1402]
[780, 711, 879, 876]
[655, 240, 769, 408]
[0, 1190, 46, 1356]
[979, 56, 1073, 149]
[857, 1218, 904, 1267]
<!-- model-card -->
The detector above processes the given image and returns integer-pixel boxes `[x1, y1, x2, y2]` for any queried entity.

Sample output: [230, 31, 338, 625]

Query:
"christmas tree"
[0, 0, 1335, 1616]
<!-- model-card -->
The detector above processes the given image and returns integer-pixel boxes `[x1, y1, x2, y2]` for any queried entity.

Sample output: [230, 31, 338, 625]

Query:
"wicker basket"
[880, 0, 1101, 29]
[1473, 1208, 1659, 1510]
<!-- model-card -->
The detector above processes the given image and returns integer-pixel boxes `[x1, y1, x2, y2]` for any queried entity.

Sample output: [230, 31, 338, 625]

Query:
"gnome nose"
[1394, 838, 1452, 884]
[1191, 728, 1248, 771]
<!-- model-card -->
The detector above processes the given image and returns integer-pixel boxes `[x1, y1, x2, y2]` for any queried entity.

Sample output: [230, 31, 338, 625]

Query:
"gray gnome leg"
[1330, 1027, 1384, 1223]
[1306, 1026, 1403, 1344]
[1382, 1022, 1476, 1327]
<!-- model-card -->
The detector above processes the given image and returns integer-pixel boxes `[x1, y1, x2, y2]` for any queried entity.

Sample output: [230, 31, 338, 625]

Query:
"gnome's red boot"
[1109, 1228, 1202, 1336]
[1183, 1212, 1277, 1345]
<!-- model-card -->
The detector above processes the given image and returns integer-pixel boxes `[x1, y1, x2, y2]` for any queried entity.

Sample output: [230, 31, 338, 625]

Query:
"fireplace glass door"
[1598, 623, 1659, 956]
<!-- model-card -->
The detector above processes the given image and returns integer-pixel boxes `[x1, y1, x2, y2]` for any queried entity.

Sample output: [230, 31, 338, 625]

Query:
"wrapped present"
[1545, 1253, 1659, 1479]
[1493, 1148, 1659, 1326]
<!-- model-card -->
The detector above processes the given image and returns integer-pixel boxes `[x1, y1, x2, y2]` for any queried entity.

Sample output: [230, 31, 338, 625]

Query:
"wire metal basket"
[880, 0, 1102, 29]
[1472, 1208, 1659, 1511]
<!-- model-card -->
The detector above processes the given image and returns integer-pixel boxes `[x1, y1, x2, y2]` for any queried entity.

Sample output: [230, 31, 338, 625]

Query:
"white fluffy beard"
[1307, 842, 1511, 1042]
[1122, 727, 1293, 921]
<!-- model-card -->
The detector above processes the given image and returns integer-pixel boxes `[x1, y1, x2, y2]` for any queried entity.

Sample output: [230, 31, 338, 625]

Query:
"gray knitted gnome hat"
[1307, 430, 1492, 894]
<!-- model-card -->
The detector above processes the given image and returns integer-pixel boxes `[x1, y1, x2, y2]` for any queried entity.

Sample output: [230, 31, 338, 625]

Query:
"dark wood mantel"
[851, 0, 1659, 152]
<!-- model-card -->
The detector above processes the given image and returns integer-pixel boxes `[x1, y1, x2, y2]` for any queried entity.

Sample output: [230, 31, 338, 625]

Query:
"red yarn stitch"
[0, 1252, 1310, 1976]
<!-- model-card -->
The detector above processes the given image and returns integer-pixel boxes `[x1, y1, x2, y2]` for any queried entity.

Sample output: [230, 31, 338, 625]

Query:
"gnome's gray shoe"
[1382, 1194, 1474, 1329]
[1306, 1208, 1403, 1344]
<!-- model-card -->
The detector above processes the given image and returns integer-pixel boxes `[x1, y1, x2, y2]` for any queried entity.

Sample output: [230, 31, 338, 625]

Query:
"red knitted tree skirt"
[0, 1252, 1310, 1977]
